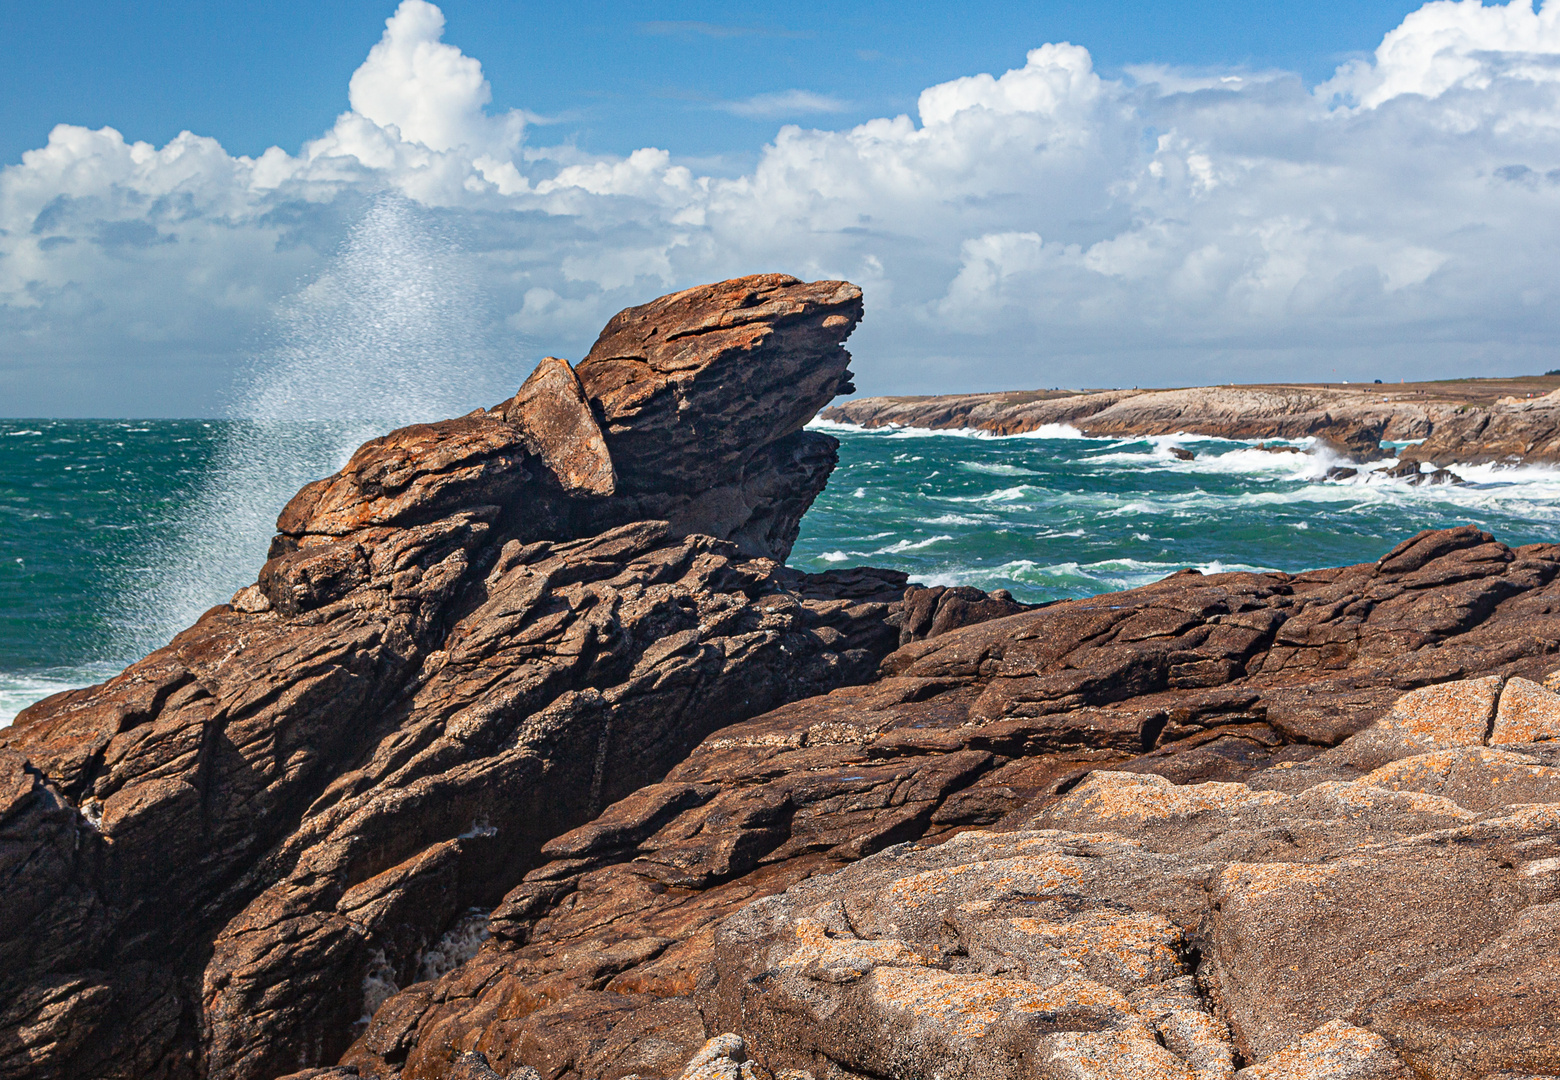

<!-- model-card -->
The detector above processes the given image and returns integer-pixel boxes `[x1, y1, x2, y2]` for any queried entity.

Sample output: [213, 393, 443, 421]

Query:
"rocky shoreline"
[4, 277, 1559, 1080]
[820, 379, 1560, 467]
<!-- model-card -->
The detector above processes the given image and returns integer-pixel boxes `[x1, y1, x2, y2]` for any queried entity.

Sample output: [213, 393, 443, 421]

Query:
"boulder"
[693, 699, 1560, 1079]
[1493, 676, 1560, 744]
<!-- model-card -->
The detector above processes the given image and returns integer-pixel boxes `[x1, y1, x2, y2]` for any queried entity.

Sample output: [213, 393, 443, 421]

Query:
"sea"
[6, 415, 1560, 725]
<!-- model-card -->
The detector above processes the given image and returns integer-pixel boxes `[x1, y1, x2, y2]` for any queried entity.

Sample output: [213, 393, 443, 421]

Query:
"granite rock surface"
[342, 525, 1560, 1080]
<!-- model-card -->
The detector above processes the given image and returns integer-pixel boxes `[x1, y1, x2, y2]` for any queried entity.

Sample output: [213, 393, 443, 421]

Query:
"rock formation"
[3, 275, 1559, 1080]
[1397, 385, 1560, 468]
[337, 525, 1560, 1080]
[0, 275, 913, 1080]
[822, 379, 1560, 466]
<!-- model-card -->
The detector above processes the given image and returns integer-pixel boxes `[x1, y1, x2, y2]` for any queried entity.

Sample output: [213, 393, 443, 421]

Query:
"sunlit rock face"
[346, 525, 1560, 1080]
[7, 277, 1560, 1080]
[0, 274, 911, 1080]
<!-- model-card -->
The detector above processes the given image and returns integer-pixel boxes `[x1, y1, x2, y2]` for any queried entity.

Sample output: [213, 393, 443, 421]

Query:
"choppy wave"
[917, 556, 1280, 594]
[7, 414, 1560, 725]
[0, 666, 118, 726]
[790, 424, 1560, 601]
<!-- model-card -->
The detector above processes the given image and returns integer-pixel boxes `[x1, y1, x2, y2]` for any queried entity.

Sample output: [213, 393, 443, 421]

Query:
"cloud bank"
[5, 0, 1560, 415]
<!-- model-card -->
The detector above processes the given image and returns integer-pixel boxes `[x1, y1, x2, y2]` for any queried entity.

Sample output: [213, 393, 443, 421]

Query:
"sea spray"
[116, 195, 520, 657]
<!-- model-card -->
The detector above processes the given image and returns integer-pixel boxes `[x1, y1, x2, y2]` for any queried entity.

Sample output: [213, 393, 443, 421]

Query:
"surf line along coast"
[3, 275, 1558, 1080]
[824, 376, 1560, 470]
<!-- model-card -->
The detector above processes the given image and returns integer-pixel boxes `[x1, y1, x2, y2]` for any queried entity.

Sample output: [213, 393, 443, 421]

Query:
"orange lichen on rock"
[1217, 861, 1339, 903]
[1365, 676, 1501, 753]
[778, 919, 935, 976]
[1360, 747, 1560, 811]
[1309, 778, 1477, 821]
[1492, 676, 1560, 744]
[1052, 771, 1284, 823]
[1005, 911, 1185, 985]
[1237, 1019, 1411, 1079]
[1044, 1028, 1199, 1080]
[884, 853, 1089, 909]
[868, 967, 1059, 1039]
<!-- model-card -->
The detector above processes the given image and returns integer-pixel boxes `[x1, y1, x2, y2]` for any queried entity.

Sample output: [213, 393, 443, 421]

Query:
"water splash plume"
[118, 194, 520, 657]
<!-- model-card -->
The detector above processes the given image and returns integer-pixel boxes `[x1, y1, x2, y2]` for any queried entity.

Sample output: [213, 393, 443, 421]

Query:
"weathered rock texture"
[707, 668, 1560, 1080]
[0, 275, 904, 1080]
[822, 377, 1560, 465]
[6, 274, 1560, 1080]
[340, 525, 1560, 1080]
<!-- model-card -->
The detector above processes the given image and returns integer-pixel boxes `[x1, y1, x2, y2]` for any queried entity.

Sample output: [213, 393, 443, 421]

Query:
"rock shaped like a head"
[576, 273, 862, 495]
[269, 274, 862, 568]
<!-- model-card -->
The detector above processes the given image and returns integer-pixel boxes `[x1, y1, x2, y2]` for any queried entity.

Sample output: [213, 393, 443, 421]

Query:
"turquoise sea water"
[6, 417, 1560, 723]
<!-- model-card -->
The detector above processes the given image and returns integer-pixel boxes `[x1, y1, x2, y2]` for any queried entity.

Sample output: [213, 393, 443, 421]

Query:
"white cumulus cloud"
[5, 0, 1560, 415]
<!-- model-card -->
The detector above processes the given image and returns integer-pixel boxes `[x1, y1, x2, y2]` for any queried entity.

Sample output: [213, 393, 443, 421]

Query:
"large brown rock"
[341, 527, 1560, 1080]
[0, 276, 892, 1080]
[577, 274, 859, 496]
[562, 274, 862, 560]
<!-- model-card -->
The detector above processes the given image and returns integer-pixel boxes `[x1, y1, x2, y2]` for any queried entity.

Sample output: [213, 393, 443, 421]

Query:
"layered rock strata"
[822, 379, 1560, 465]
[341, 525, 1560, 1080]
[5, 273, 1560, 1080]
[0, 275, 901, 1080]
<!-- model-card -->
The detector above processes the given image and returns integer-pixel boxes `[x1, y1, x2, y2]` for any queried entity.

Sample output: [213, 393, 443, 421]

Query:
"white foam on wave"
[965, 485, 1039, 503]
[1087, 437, 1359, 482]
[1180, 446, 1348, 481]
[0, 665, 118, 726]
[917, 513, 992, 525]
[807, 419, 991, 439]
[931, 452, 1560, 522]
[805, 416, 865, 432]
[1001, 423, 1092, 440]
[960, 461, 1040, 476]
[915, 555, 1279, 593]
[873, 534, 955, 554]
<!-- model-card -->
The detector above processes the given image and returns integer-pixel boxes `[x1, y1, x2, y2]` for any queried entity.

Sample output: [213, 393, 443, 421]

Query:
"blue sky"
[4, 1, 1424, 166]
[3, 0, 1560, 416]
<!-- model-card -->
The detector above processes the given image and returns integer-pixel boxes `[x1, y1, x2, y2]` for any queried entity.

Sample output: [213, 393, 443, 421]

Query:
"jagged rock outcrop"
[7, 270, 1560, 1080]
[822, 386, 1424, 460]
[0, 275, 901, 1080]
[823, 379, 1560, 466]
[1397, 386, 1560, 468]
[340, 525, 1560, 1080]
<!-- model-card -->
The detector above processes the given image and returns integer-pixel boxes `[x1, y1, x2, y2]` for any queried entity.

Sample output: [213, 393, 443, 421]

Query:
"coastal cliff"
[821, 379, 1560, 465]
[2, 278, 1559, 1080]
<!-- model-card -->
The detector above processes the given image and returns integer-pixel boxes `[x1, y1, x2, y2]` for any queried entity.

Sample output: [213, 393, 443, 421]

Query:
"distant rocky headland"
[823, 377, 1560, 468]
[4, 277, 1559, 1080]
